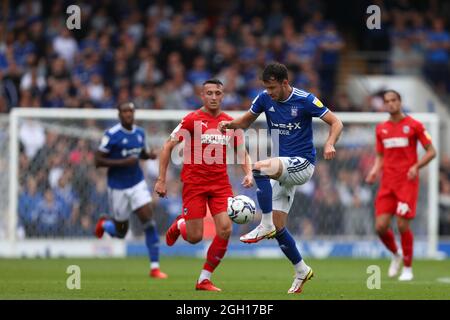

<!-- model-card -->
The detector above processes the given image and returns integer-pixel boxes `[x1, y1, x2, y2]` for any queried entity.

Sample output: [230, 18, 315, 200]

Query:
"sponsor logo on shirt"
[270, 121, 301, 130]
[121, 147, 142, 157]
[382, 137, 409, 148]
[201, 134, 231, 145]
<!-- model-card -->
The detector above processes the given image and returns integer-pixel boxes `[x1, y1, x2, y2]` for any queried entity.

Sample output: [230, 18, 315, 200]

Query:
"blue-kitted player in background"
[94, 102, 168, 279]
[219, 62, 343, 294]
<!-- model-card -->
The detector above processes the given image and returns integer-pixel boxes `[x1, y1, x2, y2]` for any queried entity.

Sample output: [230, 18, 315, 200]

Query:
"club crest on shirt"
[122, 138, 128, 144]
[403, 125, 410, 134]
[291, 106, 298, 117]
[137, 134, 143, 143]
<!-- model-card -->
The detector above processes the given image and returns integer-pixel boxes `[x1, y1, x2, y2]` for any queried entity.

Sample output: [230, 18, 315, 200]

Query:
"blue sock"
[275, 228, 302, 265]
[103, 220, 117, 237]
[253, 169, 272, 214]
[145, 225, 159, 263]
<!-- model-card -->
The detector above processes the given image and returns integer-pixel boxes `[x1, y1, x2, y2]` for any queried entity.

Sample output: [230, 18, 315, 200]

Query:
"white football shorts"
[271, 156, 315, 213]
[107, 180, 152, 222]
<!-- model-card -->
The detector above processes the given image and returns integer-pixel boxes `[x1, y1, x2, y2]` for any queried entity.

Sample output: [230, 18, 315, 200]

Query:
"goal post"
[6, 108, 440, 258]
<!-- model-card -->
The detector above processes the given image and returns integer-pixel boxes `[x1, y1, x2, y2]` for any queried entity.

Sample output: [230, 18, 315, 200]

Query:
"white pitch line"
[436, 277, 450, 284]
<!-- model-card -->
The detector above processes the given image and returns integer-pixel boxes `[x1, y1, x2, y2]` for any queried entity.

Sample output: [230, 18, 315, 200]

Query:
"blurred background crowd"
[0, 0, 449, 238]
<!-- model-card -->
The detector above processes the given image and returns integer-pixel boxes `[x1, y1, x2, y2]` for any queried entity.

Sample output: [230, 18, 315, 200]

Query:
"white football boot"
[388, 252, 403, 278]
[398, 266, 414, 281]
[288, 267, 314, 294]
[240, 223, 276, 243]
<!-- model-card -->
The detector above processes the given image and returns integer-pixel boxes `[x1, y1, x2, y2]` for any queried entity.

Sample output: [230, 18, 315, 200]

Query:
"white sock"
[294, 260, 309, 277]
[261, 212, 274, 227]
[177, 218, 185, 230]
[150, 262, 160, 270]
[198, 270, 212, 283]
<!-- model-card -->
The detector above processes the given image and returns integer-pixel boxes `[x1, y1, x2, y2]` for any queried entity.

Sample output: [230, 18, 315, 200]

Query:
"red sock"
[203, 235, 229, 273]
[400, 229, 414, 267]
[379, 229, 399, 254]
[179, 219, 187, 241]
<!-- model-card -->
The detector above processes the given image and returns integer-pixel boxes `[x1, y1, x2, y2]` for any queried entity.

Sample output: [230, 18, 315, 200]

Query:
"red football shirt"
[170, 108, 243, 185]
[375, 115, 432, 187]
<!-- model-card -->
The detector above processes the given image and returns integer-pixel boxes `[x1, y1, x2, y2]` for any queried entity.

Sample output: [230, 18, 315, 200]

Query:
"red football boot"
[150, 268, 168, 279]
[95, 216, 108, 239]
[195, 279, 221, 292]
[166, 215, 183, 246]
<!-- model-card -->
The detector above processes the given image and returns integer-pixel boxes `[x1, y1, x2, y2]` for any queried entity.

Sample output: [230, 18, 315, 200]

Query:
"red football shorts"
[375, 182, 419, 219]
[181, 182, 233, 220]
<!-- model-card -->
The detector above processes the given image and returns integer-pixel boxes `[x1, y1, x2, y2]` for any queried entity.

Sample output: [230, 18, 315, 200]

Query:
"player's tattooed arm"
[94, 150, 138, 168]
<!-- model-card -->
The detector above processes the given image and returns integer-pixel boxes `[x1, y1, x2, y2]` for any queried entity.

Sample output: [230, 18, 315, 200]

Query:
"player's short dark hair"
[203, 78, 223, 86]
[383, 89, 402, 101]
[262, 62, 289, 83]
[117, 102, 135, 111]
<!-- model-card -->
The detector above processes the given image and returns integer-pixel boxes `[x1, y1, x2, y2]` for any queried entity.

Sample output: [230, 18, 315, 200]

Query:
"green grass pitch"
[1, 257, 449, 300]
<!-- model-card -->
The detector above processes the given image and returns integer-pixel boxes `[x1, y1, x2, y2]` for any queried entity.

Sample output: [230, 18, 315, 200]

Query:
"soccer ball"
[227, 195, 256, 224]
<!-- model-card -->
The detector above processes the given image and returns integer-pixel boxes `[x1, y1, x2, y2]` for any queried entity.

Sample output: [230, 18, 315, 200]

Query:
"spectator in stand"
[18, 176, 43, 236]
[423, 18, 450, 93]
[390, 37, 424, 75]
[32, 188, 65, 237]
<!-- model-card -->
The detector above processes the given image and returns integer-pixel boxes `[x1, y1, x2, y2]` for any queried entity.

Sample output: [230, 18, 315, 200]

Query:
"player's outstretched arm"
[94, 150, 138, 168]
[365, 153, 383, 184]
[155, 139, 179, 197]
[218, 111, 258, 133]
[320, 111, 344, 160]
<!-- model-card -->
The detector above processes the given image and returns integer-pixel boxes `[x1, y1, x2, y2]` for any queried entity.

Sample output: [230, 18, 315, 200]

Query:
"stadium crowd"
[0, 0, 449, 237]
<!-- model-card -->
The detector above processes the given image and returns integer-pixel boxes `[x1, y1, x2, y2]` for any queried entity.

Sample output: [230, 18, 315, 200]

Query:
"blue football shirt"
[98, 123, 147, 189]
[250, 88, 329, 165]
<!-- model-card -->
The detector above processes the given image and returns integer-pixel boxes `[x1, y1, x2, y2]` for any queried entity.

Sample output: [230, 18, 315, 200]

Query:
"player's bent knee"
[397, 221, 410, 233]
[253, 162, 263, 171]
[186, 235, 202, 244]
[186, 231, 203, 244]
[375, 223, 389, 235]
[217, 225, 232, 239]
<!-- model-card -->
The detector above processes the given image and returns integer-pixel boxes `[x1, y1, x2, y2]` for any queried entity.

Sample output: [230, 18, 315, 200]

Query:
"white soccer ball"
[227, 195, 256, 224]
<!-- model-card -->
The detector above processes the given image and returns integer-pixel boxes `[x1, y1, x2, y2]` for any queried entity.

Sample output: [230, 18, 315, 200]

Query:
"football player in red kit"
[366, 90, 436, 281]
[155, 79, 253, 291]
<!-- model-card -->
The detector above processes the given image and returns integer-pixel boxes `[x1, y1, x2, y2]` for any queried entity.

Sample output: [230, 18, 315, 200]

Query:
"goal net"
[2, 108, 440, 258]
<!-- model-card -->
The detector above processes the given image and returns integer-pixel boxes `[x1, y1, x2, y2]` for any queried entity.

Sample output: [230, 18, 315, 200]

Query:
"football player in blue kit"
[219, 62, 343, 294]
[94, 102, 168, 279]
